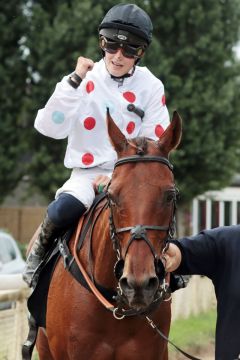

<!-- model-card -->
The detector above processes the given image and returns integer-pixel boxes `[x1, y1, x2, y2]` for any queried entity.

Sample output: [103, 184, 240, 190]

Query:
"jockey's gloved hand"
[93, 175, 111, 193]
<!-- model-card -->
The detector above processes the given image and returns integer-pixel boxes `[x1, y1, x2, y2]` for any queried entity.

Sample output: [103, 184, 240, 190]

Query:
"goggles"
[99, 36, 145, 59]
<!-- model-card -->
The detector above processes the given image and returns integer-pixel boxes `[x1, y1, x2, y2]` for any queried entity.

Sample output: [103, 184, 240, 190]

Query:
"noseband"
[108, 155, 178, 283]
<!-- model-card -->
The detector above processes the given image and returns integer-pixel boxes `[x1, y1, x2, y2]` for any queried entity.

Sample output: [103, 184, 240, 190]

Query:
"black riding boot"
[22, 213, 59, 288]
[23, 194, 87, 288]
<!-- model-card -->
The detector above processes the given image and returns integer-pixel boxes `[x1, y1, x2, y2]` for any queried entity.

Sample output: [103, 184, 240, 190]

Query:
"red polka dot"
[84, 117, 96, 130]
[155, 124, 164, 137]
[126, 121, 135, 134]
[86, 81, 95, 93]
[162, 94, 166, 105]
[123, 91, 136, 103]
[82, 153, 94, 165]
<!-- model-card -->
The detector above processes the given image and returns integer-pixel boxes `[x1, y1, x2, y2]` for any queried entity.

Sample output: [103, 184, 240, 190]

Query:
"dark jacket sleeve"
[172, 228, 224, 278]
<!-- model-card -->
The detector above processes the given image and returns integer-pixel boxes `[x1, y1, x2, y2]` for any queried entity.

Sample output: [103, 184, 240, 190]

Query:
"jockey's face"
[104, 49, 136, 77]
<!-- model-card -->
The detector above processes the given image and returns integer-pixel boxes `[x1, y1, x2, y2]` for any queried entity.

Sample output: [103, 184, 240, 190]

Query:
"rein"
[146, 317, 202, 360]
[73, 217, 115, 312]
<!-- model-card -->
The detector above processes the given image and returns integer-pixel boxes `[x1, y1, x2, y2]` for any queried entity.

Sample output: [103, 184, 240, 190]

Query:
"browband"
[114, 155, 173, 171]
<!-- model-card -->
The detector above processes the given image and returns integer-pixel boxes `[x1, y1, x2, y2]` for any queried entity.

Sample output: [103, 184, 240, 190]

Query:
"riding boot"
[22, 213, 59, 288]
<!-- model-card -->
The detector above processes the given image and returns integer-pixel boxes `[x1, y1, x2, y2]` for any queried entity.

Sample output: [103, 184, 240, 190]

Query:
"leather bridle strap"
[73, 217, 115, 312]
[146, 317, 202, 360]
[116, 225, 169, 233]
[114, 155, 173, 171]
[116, 224, 169, 259]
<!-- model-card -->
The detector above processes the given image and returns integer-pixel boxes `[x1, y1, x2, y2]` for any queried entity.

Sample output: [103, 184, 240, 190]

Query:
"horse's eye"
[165, 191, 176, 203]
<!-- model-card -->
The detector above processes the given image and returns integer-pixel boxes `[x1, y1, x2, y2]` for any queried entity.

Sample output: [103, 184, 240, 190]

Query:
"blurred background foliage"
[0, 0, 240, 203]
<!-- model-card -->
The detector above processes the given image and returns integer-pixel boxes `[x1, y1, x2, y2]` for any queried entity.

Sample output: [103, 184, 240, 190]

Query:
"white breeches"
[55, 167, 112, 209]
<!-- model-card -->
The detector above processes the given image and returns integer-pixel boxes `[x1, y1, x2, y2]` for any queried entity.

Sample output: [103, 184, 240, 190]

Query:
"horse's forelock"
[131, 137, 148, 155]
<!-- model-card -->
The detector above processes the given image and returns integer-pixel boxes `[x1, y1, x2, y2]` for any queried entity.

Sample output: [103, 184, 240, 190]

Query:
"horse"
[34, 110, 182, 360]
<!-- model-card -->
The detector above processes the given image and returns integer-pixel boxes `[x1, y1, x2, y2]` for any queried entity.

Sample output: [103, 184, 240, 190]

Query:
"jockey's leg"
[23, 193, 86, 288]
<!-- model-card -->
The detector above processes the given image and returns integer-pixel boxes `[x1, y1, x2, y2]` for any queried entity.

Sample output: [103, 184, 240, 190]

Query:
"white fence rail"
[0, 275, 216, 360]
[0, 275, 30, 360]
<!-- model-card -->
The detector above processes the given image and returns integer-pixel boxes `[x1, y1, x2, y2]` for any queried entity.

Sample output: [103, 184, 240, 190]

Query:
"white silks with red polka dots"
[34, 59, 170, 208]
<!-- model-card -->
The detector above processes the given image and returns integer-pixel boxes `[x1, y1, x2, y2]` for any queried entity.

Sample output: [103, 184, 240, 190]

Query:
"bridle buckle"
[130, 225, 147, 239]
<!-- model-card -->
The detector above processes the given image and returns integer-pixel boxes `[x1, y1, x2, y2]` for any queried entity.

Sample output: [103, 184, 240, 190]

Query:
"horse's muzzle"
[119, 273, 160, 310]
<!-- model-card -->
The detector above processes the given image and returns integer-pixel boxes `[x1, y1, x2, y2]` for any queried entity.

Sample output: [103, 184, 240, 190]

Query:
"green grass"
[32, 351, 39, 360]
[169, 309, 216, 353]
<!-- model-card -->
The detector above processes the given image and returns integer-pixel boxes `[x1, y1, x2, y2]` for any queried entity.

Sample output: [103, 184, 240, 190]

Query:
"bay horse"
[35, 110, 182, 360]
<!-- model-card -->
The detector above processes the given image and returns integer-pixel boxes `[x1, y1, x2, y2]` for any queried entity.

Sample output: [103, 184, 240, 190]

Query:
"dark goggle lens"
[100, 37, 144, 58]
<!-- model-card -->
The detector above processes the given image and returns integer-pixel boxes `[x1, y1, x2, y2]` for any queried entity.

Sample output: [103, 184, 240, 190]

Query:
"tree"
[0, 1, 29, 203]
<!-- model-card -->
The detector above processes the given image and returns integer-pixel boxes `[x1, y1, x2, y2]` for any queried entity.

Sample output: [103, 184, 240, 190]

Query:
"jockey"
[23, 3, 170, 288]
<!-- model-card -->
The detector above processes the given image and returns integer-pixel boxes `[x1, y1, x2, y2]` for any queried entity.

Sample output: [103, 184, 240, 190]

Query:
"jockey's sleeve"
[34, 75, 84, 139]
[171, 230, 219, 279]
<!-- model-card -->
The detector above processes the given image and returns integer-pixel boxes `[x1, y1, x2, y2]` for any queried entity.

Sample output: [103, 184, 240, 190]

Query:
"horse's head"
[106, 110, 182, 311]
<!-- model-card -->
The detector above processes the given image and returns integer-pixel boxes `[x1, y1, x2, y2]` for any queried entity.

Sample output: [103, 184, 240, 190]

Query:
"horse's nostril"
[146, 277, 159, 291]
[119, 276, 159, 293]
[119, 277, 132, 292]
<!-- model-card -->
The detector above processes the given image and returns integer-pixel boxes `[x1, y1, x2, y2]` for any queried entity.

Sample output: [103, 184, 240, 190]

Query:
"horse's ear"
[106, 108, 127, 154]
[158, 111, 182, 154]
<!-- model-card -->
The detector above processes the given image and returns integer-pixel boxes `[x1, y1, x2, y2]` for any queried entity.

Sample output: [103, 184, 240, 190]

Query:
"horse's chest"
[63, 306, 168, 360]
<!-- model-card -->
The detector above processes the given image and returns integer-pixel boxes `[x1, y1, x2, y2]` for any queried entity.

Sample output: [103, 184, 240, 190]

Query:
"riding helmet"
[99, 3, 153, 47]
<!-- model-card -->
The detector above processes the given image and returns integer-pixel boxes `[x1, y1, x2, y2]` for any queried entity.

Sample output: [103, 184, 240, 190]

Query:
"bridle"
[107, 154, 178, 294]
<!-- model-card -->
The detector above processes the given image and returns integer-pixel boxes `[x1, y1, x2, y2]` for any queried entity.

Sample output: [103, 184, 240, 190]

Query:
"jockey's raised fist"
[75, 56, 94, 80]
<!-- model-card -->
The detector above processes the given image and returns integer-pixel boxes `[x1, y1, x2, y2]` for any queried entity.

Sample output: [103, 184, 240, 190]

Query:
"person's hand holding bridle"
[163, 243, 182, 272]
